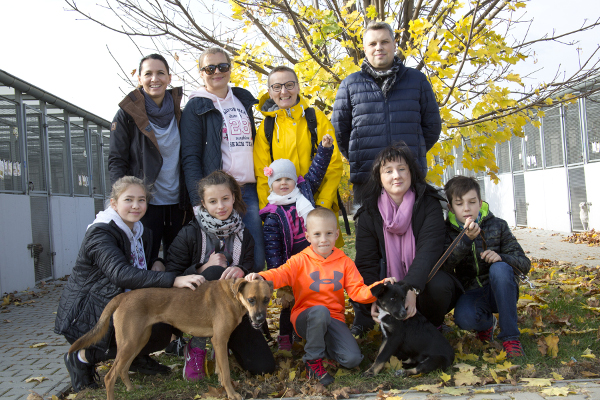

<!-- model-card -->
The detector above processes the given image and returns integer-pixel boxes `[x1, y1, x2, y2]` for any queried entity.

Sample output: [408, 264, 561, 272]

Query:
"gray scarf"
[361, 56, 403, 98]
[142, 89, 174, 128]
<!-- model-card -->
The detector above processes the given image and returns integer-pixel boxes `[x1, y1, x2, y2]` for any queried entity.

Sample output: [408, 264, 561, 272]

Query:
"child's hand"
[383, 277, 396, 285]
[173, 275, 205, 290]
[220, 266, 245, 280]
[463, 217, 480, 240]
[480, 250, 501, 263]
[245, 273, 264, 282]
[151, 260, 165, 272]
[321, 134, 333, 148]
[206, 251, 227, 268]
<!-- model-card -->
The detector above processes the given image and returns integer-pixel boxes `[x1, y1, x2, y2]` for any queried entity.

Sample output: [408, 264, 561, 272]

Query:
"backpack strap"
[264, 116, 275, 162]
[304, 107, 318, 160]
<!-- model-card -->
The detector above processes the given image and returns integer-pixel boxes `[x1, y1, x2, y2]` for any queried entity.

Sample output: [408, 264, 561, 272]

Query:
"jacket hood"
[303, 245, 346, 263]
[87, 207, 143, 243]
[448, 201, 490, 229]
[258, 92, 307, 117]
[189, 86, 232, 102]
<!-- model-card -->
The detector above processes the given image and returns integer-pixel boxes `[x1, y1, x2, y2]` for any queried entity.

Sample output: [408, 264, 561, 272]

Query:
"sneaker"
[63, 352, 99, 392]
[277, 335, 292, 351]
[350, 324, 371, 337]
[165, 336, 187, 357]
[183, 342, 207, 381]
[305, 358, 334, 386]
[476, 315, 497, 342]
[129, 355, 171, 375]
[503, 340, 524, 358]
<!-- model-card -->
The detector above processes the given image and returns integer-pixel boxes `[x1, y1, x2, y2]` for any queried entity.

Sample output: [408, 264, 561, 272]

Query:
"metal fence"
[0, 94, 109, 199]
[442, 93, 600, 230]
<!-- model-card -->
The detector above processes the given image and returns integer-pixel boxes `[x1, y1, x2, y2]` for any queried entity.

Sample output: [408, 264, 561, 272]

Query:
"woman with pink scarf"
[351, 142, 460, 337]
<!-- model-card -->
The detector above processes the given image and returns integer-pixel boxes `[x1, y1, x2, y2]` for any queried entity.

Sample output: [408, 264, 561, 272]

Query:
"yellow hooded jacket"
[254, 93, 344, 246]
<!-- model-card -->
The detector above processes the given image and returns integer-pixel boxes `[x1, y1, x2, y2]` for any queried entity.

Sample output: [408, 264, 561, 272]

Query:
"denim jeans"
[240, 183, 265, 272]
[453, 262, 520, 342]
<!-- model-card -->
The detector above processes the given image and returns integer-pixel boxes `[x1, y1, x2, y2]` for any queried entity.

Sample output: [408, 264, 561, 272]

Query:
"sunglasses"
[270, 81, 297, 92]
[200, 63, 231, 75]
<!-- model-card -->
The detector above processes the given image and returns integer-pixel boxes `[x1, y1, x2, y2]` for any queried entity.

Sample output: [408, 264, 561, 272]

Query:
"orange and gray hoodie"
[259, 246, 383, 332]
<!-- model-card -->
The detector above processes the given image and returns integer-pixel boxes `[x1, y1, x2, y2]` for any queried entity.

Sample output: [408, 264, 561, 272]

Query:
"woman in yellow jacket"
[254, 66, 344, 247]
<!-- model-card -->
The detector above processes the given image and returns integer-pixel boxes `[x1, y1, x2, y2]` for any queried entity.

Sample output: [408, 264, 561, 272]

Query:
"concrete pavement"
[0, 281, 71, 399]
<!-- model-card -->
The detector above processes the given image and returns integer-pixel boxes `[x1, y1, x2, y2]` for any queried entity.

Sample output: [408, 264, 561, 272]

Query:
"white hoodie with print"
[189, 86, 255, 183]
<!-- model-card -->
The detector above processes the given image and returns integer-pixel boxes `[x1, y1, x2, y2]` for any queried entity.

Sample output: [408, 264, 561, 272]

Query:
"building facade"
[0, 69, 111, 294]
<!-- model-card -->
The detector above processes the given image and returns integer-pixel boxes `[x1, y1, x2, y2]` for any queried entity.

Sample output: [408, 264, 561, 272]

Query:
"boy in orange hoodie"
[246, 207, 395, 386]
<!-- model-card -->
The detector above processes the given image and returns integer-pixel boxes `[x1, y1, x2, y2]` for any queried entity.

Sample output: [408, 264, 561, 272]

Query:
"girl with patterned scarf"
[165, 170, 275, 382]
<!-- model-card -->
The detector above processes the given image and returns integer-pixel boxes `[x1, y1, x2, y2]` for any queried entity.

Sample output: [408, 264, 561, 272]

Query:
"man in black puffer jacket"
[332, 21, 441, 204]
[442, 176, 530, 359]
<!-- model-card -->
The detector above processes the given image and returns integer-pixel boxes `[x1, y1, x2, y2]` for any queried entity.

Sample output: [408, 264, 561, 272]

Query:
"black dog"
[363, 281, 454, 377]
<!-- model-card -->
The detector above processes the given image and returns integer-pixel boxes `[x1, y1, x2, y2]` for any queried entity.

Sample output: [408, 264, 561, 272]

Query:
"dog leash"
[427, 228, 534, 288]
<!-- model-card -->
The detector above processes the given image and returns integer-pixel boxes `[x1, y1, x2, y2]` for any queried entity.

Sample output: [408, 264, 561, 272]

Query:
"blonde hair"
[109, 176, 151, 205]
[306, 207, 338, 229]
[199, 47, 232, 69]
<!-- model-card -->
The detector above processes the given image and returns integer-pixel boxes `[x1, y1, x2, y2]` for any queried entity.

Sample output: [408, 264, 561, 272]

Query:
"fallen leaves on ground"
[562, 229, 600, 246]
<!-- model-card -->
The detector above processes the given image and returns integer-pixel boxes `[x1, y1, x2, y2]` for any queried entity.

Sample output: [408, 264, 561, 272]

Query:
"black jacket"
[331, 65, 441, 183]
[179, 88, 258, 206]
[165, 218, 255, 276]
[354, 182, 446, 292]
[109, 87, 190, 209]
[442, 202, 531, 292]
[54, 222, 176, 350]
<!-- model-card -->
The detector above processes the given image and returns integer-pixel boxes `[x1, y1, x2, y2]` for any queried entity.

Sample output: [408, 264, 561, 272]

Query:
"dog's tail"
[68, 292, 127, 355]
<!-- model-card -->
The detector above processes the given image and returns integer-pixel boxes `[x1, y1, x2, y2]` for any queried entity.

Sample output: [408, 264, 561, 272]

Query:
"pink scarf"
[378, 188, 416, 280]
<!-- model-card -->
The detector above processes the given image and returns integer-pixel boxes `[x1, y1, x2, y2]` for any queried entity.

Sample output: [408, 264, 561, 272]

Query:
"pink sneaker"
[277, 335, 292, 351]
[183, 342, 206, 381]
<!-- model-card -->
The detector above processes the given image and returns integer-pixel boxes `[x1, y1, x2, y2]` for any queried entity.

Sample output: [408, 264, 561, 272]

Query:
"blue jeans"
[240, 183, 265, 272]
[453, 262, 520, 342]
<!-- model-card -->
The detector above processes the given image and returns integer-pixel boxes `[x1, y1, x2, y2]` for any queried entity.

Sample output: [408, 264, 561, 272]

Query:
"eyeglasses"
[270, 81, 297, 92]
[200, 63, 231, 75]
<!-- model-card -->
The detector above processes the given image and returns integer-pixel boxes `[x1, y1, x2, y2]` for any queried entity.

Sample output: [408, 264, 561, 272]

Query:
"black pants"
[352, 270, 461, 328]
[67, 323, 174, 365]
[200, 266, 276, 375]
[141, 203, 192, 261]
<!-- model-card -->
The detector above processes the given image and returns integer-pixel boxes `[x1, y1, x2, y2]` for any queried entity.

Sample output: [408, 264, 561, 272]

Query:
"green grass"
[69, 240, 600, 399]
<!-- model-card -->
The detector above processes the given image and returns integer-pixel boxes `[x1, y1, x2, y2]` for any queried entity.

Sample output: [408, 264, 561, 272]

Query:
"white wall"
[0, 194, 35, 294]
[524, 168, 571, 232]
[50, 196, 95, 279]
[585, 162, 600, 231]
[485, 174, 516, 226]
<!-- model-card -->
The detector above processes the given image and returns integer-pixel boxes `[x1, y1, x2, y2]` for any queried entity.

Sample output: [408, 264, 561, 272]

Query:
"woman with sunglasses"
[254, 66, 343, 239]
[180, 47, 265, 274]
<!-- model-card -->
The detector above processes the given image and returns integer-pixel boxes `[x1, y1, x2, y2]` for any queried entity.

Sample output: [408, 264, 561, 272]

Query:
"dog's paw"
[394, 369, 406, 377]
[362, 370, 375, 378]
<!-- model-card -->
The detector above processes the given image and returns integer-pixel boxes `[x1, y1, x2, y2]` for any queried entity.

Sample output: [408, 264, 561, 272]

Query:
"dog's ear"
[266, 280, 274, 292]
[231, 278, 247, 297]
[371, 283, 386, 297]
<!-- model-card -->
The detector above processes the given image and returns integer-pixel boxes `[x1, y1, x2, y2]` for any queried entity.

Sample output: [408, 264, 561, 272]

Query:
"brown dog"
[69, 279, 273, 400]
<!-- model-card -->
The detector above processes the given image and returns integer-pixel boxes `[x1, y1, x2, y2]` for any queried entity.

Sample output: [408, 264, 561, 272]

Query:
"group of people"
[54, 20, 531, 392]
